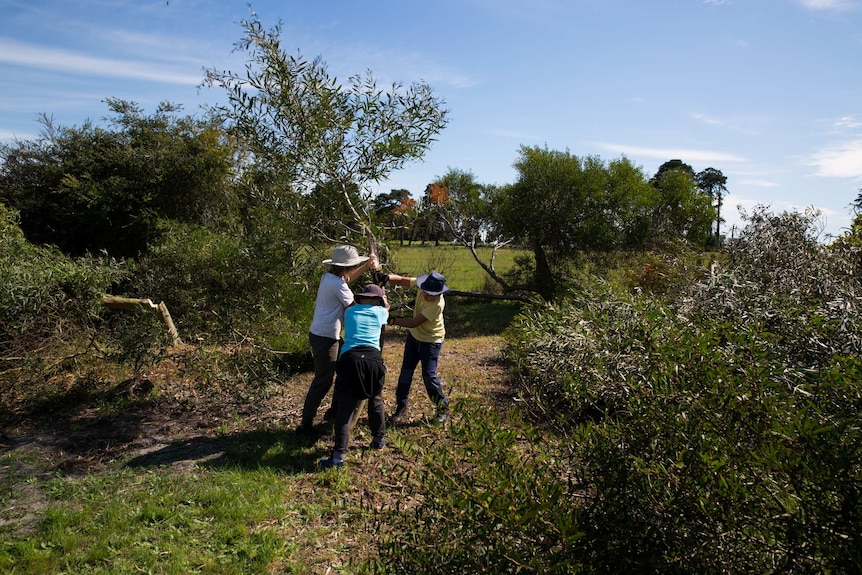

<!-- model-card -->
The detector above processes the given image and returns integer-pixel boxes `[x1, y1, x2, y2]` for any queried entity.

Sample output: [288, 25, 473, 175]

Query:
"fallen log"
[445, 289, 531, 302]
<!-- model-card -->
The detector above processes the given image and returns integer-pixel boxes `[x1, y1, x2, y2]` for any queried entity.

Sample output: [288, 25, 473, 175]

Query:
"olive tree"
[203, 13, 449, 247]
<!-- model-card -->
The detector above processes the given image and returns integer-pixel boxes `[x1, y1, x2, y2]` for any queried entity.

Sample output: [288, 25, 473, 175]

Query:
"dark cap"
[356, 284, 385, 299]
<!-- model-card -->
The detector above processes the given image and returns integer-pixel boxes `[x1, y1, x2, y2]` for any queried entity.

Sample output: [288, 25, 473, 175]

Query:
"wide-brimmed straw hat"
[322, 245, 368, 267]
[416, 271, 449, 296]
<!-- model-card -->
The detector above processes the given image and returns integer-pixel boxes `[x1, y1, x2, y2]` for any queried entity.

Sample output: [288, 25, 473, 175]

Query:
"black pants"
[332, 346, 386, 457]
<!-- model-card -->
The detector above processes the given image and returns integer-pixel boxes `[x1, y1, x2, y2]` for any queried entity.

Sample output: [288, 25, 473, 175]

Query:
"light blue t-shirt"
[340, 304, 389, 355]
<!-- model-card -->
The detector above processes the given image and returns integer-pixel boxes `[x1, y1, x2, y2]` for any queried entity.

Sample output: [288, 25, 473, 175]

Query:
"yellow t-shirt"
[409, 278, 445, 343]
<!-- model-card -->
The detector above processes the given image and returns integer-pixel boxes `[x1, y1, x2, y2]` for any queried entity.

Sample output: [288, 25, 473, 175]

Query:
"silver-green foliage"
[503, 282, 667, 425]
[510, 206, 862, 571]
[0, 204, 126, 353]
[377, 206, 861, 573]
[203, 12, 449, 244]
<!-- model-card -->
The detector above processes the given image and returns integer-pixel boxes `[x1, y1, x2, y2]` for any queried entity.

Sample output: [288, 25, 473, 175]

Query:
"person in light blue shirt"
[299, 245, 377, 437]
[320, 284, 389, 469]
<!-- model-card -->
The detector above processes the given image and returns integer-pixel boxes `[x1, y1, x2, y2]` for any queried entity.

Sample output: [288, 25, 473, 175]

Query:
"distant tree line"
[0, 12, 746, 304]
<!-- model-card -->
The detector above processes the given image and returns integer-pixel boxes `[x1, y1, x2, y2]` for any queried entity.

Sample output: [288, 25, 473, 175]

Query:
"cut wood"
[101, 295, 182, 346]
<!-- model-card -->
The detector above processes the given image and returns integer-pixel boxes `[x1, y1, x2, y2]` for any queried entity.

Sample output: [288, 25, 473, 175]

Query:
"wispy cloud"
[487, 128, 544, 141]
[320, 43, 477, 90]
[691, 112, 759, 136]
[835, 115, 862, 129]
[593, 142, 747, 164]
[807, 139, 862, 178]
[738, 178, 780, 187]
[0, 128, 36, 141]
[691, 113, 723, 126]
[0, 39, 202, 85]
[796, 0, 856, 11]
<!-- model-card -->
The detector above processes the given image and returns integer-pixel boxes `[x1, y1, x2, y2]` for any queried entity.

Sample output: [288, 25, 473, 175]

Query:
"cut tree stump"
[102, 295, 182, 346]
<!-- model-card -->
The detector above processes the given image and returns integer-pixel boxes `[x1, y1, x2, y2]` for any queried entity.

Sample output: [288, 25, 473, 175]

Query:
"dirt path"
[0, 332, 513, 552]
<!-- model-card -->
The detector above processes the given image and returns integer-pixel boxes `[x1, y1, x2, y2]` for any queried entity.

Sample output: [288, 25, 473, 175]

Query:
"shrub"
[127, 218, 315, 351]
[372, 401, 586, 574]
[0, 204, 127, 353]
[503, 282, 668, 426]
[0, 203, 128, 408]
[495, 206, 862, 571]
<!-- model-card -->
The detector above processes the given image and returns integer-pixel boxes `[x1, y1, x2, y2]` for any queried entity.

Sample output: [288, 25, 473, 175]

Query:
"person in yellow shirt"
[383, 270, 450, 425]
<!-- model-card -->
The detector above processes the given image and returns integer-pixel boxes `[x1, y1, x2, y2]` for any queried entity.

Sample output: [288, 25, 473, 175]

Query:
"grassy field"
[384, 243, 530, 292]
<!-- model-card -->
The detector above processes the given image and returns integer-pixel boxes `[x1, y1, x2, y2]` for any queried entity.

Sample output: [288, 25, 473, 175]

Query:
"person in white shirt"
[298, 245, 377, 436]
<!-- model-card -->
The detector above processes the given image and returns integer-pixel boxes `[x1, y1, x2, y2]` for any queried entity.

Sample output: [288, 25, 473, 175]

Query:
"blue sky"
[2, 0, 861, 238]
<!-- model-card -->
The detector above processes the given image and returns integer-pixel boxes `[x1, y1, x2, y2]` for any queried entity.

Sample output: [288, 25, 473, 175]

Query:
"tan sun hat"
[322, 245, 369, 267]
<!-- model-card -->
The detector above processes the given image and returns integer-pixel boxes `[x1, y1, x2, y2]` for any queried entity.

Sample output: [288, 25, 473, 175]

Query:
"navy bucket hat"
[416, 271, 449, 296]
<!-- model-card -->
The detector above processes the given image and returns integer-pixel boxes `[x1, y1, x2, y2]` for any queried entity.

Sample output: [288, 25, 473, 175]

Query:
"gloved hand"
[372, 270, 390, 287]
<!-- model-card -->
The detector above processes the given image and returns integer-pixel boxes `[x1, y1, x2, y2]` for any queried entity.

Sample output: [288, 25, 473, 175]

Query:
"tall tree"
[420, 181, 451, 245]
[652, 159, 696, 184]
[0, 99, 234, 258]
[494, 146, 650, 299]
[650, 167, 715, 246]
[202, 12, 449, 247]
[696, 167, 728, 242]
[429, 169, 513, 290]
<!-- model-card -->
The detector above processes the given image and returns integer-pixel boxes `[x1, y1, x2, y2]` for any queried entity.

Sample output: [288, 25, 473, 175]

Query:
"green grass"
[385, 243, 530, 292]
[0, 441, 364, 574]
[379, 244, 527, 337]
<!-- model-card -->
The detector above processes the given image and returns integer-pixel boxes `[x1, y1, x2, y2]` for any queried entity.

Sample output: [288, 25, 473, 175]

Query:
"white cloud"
[0, 39, 202, 85]
[593, 142, 747, 164]
[796, 0, 855, 11]
[807, 139, 862, 178]
[836, 115, 862, 129]
[326, 45, 477, 90]
[738, 178, 780, 187]
[0, 128, 36, 142]
[691, 113, 722, 126]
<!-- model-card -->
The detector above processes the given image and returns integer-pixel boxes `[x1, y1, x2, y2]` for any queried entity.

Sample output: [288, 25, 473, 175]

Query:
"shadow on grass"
[444, 298, 522, 338]
[124, 426, 333, 475]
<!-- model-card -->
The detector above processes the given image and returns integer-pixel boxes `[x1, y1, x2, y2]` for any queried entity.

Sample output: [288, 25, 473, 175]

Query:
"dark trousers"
[302, 332, 339, 427]
[395, 332, 447, 409]
[332, 347, 386, 457]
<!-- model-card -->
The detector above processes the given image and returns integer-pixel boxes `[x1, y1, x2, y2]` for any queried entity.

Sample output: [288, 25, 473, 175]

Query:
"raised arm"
[342, 253, 379, 284]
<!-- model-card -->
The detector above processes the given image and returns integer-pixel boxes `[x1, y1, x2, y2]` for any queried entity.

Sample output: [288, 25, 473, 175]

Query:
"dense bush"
[502, 282, 666, 425]
[0, 100, 235, 258]
[375, 207, 861, 573]
[0, 204, 126, 352]
[126, 216, 316, 350]
[0, 204, 128, 408]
